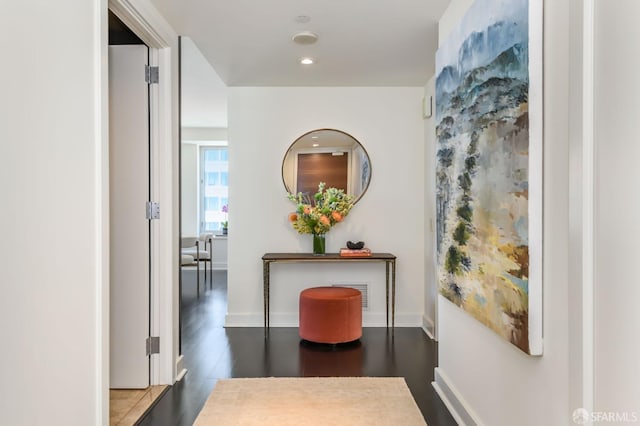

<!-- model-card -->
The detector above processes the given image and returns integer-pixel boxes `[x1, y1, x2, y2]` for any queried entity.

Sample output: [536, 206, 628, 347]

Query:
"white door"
[109, 45, 150, 388]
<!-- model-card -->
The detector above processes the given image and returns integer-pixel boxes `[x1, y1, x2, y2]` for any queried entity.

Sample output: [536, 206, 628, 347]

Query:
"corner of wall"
[422, 315, 436, 340]
[433, 368, 482, 426]
[423, 75, 437, 340]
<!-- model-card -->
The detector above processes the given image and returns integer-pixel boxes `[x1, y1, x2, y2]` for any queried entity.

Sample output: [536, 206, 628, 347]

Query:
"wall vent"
[332, 283, 368, 310]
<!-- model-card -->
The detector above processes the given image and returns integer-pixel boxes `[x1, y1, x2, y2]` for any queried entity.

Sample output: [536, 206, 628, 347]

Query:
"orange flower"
[303, 206, 312, 214]
[288, 212, 298, 222]
[331, 211, 343, 222]
[319, 215, 330, 226]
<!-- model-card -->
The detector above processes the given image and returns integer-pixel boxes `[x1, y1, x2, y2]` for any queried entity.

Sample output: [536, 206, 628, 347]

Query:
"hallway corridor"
[138, 270, 455, 425]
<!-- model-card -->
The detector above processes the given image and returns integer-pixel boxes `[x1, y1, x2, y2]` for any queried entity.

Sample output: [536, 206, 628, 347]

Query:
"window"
[206, 172, 219, 186]
[204, 197, 219, 211]
[200, 146, 229, 232]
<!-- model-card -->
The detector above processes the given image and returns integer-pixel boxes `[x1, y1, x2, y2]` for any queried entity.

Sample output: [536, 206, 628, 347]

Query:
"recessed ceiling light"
[300, 57, 314, 65]
[292, 31, 318, 45]
[311, 136, 319, 139]
[312, 143, 320, 147]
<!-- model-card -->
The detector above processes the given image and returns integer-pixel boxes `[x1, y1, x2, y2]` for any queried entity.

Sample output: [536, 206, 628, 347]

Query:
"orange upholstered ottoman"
[299, 287, 362, 344]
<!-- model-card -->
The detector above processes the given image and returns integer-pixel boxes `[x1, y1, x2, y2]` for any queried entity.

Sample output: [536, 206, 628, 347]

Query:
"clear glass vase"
[312, 233, 326, 255]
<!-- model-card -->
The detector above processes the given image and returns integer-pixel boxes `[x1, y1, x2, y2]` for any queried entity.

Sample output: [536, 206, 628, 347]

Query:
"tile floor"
[110, 385, 168, 425]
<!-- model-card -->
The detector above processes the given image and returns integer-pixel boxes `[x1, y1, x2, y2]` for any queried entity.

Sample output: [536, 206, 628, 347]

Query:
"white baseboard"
[176, 368, 187, 382]
[224, 312, 424, 328]
[175, 355, 187, 382]
[432, 367, 483, 426]
[363, 312, 422, 327]
[422, 315, 436, 340]
[224, 313, 297, 327]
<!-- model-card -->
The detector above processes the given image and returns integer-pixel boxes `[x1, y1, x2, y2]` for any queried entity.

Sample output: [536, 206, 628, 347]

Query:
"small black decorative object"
[346, 241, 365, 250]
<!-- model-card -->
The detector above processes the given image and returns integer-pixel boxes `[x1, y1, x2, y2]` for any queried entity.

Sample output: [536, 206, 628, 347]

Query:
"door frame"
[104, 0, 179, 399]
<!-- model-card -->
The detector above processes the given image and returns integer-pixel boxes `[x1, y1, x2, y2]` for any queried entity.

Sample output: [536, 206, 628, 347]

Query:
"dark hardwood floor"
[138, 269, 456, 426]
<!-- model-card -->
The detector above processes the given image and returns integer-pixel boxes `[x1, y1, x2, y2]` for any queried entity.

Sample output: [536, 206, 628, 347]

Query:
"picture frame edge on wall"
[435, 0, 544, 356]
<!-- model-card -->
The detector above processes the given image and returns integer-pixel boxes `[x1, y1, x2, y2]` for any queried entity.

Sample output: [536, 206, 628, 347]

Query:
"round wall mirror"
[282, 129, 371, 203]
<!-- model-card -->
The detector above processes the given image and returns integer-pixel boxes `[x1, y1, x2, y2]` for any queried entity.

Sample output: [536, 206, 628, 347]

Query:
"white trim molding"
[175, 355, 187, 381]
[224, 313, 424, 328]
[422, 315, 436, 340]
[106, 0, 179, 388]
[568, 0, 595, 420]
[432, 368, 484, 426]
[580, 1, 596, 416]
[108, 0, 174, 48]
[94, 1, 110, 424]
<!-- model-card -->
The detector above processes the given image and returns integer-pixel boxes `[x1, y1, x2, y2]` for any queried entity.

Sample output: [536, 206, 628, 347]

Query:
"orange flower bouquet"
[287, 182, 354, 254]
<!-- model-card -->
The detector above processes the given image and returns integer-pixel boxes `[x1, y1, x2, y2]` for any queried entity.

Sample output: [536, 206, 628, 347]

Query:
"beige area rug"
[194, 377, 427, 426]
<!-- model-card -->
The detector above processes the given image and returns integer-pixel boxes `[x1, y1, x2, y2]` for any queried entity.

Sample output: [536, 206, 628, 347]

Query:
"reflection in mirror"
[282, 129, 371, 203]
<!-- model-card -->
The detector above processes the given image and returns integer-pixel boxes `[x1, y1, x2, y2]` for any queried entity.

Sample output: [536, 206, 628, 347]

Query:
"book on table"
[339, 247, 372, 257]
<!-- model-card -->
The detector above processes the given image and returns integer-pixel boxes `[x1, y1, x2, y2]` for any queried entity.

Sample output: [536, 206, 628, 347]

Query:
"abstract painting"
[435, 0, 542, 355]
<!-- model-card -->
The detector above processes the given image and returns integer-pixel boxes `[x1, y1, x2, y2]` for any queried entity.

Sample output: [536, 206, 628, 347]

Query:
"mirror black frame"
[281, 128, 372, 204]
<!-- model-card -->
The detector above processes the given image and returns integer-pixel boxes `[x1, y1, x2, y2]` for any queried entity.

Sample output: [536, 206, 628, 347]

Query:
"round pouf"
[299, 286, 362, 344]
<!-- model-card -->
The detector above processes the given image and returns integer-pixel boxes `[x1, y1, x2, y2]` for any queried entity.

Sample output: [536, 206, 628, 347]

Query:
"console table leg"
[385, 261, 390, 328]
[391, 259, 396, 330]
[261, 253, 396, 333]
[263, 261, 270, 332]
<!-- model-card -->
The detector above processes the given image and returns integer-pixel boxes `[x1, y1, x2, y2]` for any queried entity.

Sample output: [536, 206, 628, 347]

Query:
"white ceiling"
[180, 37, 228, 128]
[161, 1, 450, 129]
[151, 0, 450, 87]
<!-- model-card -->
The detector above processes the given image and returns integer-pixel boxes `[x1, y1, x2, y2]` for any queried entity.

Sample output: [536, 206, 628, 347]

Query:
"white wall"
[110, 0, 181, 389]
[435, 1, 640, 424]
[0, 1, 180, 423]
[227, 87, 425, 327]
[179, 35, 228, 128]
[181, 143, 198, 236]
[182, 127, 228, 141]
[593, 0, 640, 416]
[434, 0, 573, 424]
[0, 1, 106, 424]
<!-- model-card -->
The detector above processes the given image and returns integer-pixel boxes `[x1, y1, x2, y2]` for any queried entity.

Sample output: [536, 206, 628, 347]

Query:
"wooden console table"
[261, 253, 397, 330]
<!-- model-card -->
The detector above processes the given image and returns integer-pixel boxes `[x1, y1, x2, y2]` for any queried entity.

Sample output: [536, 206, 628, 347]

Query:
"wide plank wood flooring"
[138, 270, 455, 426]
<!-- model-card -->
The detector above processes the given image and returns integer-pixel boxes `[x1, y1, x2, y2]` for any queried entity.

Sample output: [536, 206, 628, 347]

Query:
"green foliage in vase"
[287, 182, 354, 235]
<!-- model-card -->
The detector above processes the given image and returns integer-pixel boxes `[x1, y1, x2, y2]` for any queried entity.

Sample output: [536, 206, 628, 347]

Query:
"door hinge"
[145, 65, 159, 84]
[146, 336, 160, 356]
[146, 201, 160, 220]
